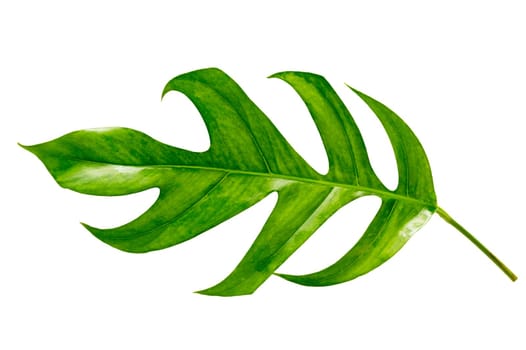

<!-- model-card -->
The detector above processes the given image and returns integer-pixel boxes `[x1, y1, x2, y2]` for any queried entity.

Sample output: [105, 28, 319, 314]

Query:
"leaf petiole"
[436, 207, 517, 281]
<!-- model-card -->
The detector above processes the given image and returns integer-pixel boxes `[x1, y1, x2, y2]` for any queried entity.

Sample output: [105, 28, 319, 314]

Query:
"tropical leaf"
[21, 68, 516, 296]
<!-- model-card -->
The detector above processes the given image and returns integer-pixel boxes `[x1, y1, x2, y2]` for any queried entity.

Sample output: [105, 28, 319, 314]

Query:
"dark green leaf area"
[23, 68, 438, 296]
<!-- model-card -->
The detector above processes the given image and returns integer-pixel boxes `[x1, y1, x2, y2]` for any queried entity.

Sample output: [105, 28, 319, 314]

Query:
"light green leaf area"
[22, 68, 516, 296]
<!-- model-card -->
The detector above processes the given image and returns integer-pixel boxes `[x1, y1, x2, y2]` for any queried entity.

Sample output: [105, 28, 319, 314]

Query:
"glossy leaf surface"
[22, 68, 515, 296]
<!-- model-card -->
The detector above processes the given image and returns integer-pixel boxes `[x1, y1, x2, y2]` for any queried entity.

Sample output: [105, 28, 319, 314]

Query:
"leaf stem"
[436, 207, 517, 281]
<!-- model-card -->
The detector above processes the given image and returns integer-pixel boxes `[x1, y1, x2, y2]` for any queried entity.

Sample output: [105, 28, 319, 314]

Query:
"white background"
[1, 1, 525, 349]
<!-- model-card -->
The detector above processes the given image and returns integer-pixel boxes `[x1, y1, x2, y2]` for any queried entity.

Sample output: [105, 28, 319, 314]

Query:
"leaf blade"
[26, 68, 508, 296]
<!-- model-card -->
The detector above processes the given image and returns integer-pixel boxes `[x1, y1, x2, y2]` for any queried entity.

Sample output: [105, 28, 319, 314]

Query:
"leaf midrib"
[68, 157, 437, 208]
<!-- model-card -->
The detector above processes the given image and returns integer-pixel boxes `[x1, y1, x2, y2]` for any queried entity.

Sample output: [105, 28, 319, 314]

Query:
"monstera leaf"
[21, 68, 516, 296]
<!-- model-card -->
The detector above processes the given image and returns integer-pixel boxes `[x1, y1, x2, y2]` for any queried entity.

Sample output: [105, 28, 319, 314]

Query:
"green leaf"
[21, 68, 516, 296]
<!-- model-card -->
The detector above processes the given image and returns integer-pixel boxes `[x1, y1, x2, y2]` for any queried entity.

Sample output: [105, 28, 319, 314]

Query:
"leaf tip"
[80, 222, 108, 242]
[80, 222, 94, 231]
[18, 142, 44, 160]
[274, 272, 308, 285]
[345, 83, 363, 95]
[161, 67, 227, 100]
[193, 288, 229, 297]
[194, 283, 255, 297]
[267, 72, 285, 80]
[193, 289, 216, 296]
[160, 84, 171, 100]
[18, 142, 33, 152]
